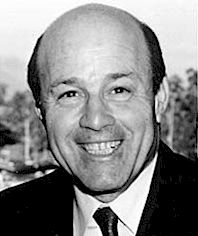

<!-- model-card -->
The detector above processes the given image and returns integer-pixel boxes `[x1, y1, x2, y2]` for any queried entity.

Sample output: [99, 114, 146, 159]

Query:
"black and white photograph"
[0, 0, 197, 235]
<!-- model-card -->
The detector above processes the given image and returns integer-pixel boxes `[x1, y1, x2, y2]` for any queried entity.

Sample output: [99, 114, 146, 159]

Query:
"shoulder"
[0, 167, 73, 210]
[156, 141, 198, 233]
[159, 140, 197, 183]
[158, 141, 197, 211]
[0, 168, 74, 235]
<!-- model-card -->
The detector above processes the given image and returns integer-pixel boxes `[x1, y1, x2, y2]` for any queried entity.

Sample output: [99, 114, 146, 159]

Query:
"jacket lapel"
[136, 141, 175, 236]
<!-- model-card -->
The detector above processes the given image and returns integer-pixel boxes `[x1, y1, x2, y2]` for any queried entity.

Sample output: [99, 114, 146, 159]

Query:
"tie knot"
[93, 207, 118, 236]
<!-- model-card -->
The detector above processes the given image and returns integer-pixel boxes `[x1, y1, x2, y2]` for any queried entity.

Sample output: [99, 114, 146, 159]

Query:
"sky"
[0, 0, 197, 94]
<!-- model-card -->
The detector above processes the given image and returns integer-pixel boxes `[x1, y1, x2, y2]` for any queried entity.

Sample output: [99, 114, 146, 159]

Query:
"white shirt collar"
[73, 154, 157, 236]
[73, 185, 101, 235]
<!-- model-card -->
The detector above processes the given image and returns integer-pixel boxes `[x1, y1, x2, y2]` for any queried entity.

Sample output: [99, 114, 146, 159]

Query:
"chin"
[76, 172, 128, 197]
[87, 183, 124, 203]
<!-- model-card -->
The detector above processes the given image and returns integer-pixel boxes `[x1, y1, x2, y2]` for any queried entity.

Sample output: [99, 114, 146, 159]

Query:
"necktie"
[93, 207, 118, 236]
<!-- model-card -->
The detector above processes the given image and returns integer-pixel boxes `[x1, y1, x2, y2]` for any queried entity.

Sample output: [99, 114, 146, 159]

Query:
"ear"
[35, 106, 43, 121]
[155, 76, 169, 123]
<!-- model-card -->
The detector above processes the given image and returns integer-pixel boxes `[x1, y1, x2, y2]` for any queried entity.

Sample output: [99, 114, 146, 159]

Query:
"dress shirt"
[73, 154, 157, 236]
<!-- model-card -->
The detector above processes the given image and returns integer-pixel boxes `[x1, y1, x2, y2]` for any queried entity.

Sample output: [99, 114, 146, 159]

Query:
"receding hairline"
[38, 4, 148, 56]
[37, 3, 151, 80]
[43, 3, 142, 38]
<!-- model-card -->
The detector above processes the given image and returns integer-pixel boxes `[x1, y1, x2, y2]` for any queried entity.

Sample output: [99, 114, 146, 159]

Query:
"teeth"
[81, 141, 121, 155]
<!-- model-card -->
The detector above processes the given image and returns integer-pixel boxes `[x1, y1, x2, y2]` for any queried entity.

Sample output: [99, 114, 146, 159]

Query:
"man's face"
[39, 15, 155, 201]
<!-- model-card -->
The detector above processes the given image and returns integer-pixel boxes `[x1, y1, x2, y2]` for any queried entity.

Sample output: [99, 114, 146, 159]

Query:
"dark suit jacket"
[0, 141, 197, 236]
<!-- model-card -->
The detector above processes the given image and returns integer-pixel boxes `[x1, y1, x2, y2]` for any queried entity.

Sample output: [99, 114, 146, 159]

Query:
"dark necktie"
[93, 207, 118, 236]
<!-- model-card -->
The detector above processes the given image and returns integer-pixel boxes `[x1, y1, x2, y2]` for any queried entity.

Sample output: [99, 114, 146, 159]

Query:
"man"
[0, 3, 197, 236]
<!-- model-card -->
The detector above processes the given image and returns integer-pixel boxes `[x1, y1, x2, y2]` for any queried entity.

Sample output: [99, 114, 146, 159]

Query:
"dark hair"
[139, 22, 166, 94]
[27, 35, 43, 107]
[27, 22, 166, 104]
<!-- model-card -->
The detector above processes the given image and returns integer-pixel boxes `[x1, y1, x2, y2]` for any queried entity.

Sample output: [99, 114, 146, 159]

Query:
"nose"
[79, 96, 115, 131]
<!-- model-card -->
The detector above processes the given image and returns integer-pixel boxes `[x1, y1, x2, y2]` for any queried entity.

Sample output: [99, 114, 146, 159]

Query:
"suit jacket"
[0, 141, 197, 236]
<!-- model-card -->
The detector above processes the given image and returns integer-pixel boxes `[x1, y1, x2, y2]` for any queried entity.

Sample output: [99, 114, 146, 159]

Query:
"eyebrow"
[50, 71, 134, 88]
[50, 77, 79, 88]
[107, 72, 134, 81]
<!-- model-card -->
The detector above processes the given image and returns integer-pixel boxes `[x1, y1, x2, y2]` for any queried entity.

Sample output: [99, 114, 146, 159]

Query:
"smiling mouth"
[78, 140, 122, 156]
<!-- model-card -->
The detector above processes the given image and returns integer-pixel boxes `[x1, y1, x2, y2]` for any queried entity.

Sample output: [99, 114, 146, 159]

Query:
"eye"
[107, 86, 133, 101]
[57, 89, 86, 105]
[111, 87, 131, 95]
[58, 90, 79, 100]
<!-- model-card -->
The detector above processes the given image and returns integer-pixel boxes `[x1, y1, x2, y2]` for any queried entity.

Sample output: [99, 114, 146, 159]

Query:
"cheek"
[45, 110, 71, 153]
[111, 99, 153, 128]
[45, 106, 75, 134]
[44, 109, 80, 172]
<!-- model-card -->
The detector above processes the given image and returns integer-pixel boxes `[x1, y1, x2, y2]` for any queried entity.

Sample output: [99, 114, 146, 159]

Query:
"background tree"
[161, 69, 197, 160]
[1, 90, 50, 165]
[0, 83, 7, 105]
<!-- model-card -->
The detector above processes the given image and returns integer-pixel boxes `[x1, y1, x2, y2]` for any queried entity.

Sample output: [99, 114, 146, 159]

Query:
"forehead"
[38, 5, 151, 85]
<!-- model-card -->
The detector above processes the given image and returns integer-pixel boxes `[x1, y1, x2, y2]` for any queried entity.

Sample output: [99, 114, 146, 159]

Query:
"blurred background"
[0, 0, 197, 190]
